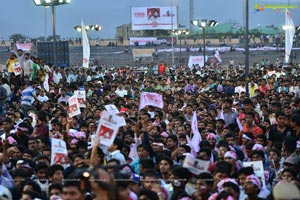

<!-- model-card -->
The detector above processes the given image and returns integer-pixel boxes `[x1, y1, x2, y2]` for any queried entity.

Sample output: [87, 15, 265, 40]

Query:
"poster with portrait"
[131, 6, 178, 30]
[68, 95, 81, 117]
[12, 62, 22, 76]
[183, 154, 210, 175]
[95, 111, 120, 147]
[74, 90, 86, 108]
[51, 138, 68, 165]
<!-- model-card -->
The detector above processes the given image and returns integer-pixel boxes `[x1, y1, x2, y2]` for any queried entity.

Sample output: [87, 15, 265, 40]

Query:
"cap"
[207, 133, 217, 140]
[252, 144, 264, 151]
[76, 132, 86, 139]
[246, 174, 261, 189]
[273, 181, 300, 200]
[0, 185, 13, 200]
[224, 151, 237, 160]
[284, 156, 299, 165]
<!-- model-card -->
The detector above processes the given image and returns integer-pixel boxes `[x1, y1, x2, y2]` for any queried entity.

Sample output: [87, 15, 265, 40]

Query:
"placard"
[183, 154, 210, 175]
[51, 138, 68, 165]
[68, 95, 81, 117]
[74, 90, 86, 108]
[12, 62, 22, 76]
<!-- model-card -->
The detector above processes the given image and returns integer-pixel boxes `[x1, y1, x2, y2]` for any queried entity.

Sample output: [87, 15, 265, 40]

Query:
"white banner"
[139, 92, 163, 110]
[74, 90, 86, 108]
[130, 37, 157, 46]
[12, 62, 22, 76]
[183, 154, 210, 175]
[68, 95, 81, 117]
[82, 20, 90, 68]
[285, 9, 295, 63]
[188, 55, 205, 68]
[51, 138, 68, 165]
[16, 43, 32, 52]
[131, 6, 178, 30]
[243, 160, 266, 188]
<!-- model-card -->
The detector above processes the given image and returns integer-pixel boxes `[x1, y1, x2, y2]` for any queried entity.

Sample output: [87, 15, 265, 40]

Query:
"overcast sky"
[0, 0, 299, 39]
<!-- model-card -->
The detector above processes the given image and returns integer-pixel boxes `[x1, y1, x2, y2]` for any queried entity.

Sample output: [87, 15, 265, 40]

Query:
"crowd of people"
[0, 49, 300, 200]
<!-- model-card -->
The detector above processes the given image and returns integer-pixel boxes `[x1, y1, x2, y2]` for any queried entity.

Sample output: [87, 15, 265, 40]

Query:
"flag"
[43, 75, 49, 92]
[166, 77, 171, 85]
[236, 117, 243, 131]
[139, 92, 163, 110]
[214, 49, 222, 63]
[187, 111, 202, 156]
[81, 20, 90, 68]
[219, 109, 225, 120]
[285, 9, 295, 63]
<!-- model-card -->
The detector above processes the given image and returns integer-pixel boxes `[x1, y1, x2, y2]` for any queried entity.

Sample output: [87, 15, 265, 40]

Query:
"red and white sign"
[188, 56, 206, 68]
[131, 6, 178, 30]
[68, 95, 81, 117]
[51, 138, 68, 165]
[74, 90, 86, 108]
[139, 92, 163, 110]
[95, 111, 120, 147]
[12, 62, 22, 76]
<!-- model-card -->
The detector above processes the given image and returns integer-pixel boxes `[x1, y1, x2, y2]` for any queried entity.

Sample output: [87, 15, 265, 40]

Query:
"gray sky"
[0, 0, 299, 39]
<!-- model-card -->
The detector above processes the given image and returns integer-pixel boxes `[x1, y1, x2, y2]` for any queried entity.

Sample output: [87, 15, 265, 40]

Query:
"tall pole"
[51, 3, 57, 67]
[203, 27, 206, 67]
[171, 0, 174, 67]
[245, 0, 250, 95]
[45, 8, 47, 42]
[179, 35, 182, 63]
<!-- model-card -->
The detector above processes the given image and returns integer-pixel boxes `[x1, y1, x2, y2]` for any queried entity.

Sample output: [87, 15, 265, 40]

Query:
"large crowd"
[0, 48, 300, 200]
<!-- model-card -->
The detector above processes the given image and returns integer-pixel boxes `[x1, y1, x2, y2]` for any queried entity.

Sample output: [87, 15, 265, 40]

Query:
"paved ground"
[0, 44, 299, 68]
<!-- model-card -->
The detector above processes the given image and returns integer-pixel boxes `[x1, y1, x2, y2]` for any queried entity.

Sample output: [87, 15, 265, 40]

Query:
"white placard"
[183, 154, 210, 175]
[243, 160, 266, 188]
[68, 95, 81, 117]
[74, 90, 86, 108]
[95, 111, 120, 147]
[131, 6, 178, 30]
[104, 104, 119, 115]
[188, 56, 205, 68]
[12, 62, 22, 76]
[51, 138, 68, 165]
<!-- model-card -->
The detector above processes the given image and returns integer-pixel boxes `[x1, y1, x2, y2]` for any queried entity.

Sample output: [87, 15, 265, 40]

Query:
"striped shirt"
[21, 86, 35, 106]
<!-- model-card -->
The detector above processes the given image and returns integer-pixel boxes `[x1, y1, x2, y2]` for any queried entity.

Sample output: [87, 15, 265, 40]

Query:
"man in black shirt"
[268, 111, 294, 150]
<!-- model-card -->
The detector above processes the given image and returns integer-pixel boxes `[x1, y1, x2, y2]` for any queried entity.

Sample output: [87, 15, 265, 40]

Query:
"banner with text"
[131, 6, 178, 30]
[188, 55, 205, 68]
[130, 37, 157, 46]
[139, 92, 163, 110]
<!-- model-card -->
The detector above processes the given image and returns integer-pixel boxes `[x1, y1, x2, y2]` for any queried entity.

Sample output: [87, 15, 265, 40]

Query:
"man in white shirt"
[115, 84, 127, 97]
[37, 89, 49, 102]
[107, 137, 126, 165]
[23, 53, 33, 77]
[52, 67, 62, 85]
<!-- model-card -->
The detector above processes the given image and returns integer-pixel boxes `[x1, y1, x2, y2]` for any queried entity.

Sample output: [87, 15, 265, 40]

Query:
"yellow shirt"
[6, 58, 18, 73]
[249, 85, 258, 98]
